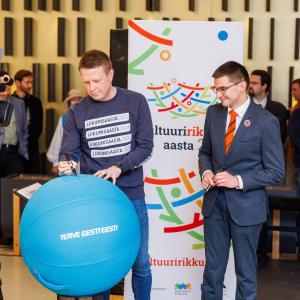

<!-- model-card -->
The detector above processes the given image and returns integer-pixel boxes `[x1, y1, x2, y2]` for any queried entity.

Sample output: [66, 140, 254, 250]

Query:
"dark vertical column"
[4, 17, 13, 55]
[269, 18, 275, 60]
[58, 17, 66, 56]
[2, 0, 10, 10]
[32, 63, 41, 99]
[95, 0, 103, 10]
[225, 17, 232, 22]
[62, 64, 70, 101]
[116, 17, 123, 29]
[289, 66, 294, 108]
[267, 66, 273, 99]
[244, 0, 250, 11]
[146, 0, 152, 11]
[47, 64, 56, 102]
[153, 0, 160, 11]
[45, 109, 55, 148]
[248, 18, 254, 59]
[119, 0, 126, 11]
[173, 17, 180, 21]
[38, 0, 46, 10]
[294, 0, 299, 11]
[24, 17, 33, 56]
[77, 18, 86, 57]
[222, 0, 228, 11]
[24, 0, 32, 10]
[53, 0, 60, 11]
[110, 29, 128, 89]
[189, 0, 195, 11]
[72, 0, 80, 11]
[295, 18, 300, 59]
[208, 17, 215, 21]
[266, 0, 271, 11]
[0, 63, 9, 73]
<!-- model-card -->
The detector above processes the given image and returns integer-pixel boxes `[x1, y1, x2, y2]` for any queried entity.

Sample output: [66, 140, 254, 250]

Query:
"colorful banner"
[126, 21, 244, 299]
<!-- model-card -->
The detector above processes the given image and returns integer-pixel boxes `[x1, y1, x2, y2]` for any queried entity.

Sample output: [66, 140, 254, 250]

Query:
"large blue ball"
[20, 175, 140, 297]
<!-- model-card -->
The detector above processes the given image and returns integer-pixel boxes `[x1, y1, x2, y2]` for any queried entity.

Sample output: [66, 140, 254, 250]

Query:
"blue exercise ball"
[20, 174, 140, 297]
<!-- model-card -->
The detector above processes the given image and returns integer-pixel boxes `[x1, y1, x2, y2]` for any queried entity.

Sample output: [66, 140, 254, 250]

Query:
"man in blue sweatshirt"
[58, 50, 153, 300]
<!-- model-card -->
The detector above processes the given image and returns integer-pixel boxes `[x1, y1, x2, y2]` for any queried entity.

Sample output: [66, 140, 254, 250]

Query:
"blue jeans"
[101, 199, 152, 300]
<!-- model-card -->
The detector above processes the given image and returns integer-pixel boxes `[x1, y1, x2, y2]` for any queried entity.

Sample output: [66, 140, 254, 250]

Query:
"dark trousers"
[201, 192, 262, 300]
[0, 147, 24, 177]
[24, 143, 40, 174]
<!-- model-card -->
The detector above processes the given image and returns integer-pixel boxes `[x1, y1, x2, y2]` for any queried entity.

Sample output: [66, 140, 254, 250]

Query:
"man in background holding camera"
[0, 71, 28, 177]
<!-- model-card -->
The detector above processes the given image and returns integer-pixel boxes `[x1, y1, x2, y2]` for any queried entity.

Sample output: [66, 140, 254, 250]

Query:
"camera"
[0, 74, 14, 92]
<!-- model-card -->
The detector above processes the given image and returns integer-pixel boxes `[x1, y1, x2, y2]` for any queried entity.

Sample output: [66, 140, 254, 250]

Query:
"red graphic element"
[145, 171, 196, 185]
[158, 102, 178, 112]
[164, 213, 204, 233]
[128, 20, 173, 46]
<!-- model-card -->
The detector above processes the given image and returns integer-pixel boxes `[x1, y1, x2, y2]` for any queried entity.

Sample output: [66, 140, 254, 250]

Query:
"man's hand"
[58, 160, 78, 175]
[201, 171, 216, 189]
[213, 171, 239, 188]
[94, 165, 122, 184]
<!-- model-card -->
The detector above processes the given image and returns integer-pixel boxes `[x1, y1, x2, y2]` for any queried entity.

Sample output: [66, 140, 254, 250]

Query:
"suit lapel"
[225, 101, 255, 159]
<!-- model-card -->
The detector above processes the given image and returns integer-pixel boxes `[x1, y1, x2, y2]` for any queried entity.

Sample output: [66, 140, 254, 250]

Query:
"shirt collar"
[228, 97, 251, 118]
[253, 96, 267, 108]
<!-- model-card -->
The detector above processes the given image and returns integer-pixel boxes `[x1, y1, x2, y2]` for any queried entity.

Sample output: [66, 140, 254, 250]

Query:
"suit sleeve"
[198, 108, 214, 176]
[288, 109, 300, 150]
[240, 117, 285, 192]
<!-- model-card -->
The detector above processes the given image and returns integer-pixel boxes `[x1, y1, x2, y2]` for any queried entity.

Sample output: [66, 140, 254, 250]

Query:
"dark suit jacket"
[288, 107, 300, 167]
[265, 98, 288, 144]
[198, 101, 285, 226]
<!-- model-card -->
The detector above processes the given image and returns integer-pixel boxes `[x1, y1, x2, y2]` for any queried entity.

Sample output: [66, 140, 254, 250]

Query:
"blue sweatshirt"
[59, 87, 154, 200]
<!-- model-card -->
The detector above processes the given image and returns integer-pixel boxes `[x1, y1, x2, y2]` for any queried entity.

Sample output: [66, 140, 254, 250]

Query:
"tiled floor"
[0, 254, 299, 300]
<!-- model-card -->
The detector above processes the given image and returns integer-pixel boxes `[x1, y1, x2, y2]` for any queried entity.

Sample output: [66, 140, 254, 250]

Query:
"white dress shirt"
[253, 96, 267, 108]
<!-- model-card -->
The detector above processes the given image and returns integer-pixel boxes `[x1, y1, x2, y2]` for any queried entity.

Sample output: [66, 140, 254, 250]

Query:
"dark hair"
[212, 61, 250, 89]
[14, 69, 33, 82]
[251, 69, 271, 93]
[292, 78, 300, 87]
[78, 50, 112, 71]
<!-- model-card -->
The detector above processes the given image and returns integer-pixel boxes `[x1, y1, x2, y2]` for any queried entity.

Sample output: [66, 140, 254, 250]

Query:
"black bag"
[0, 101, 13, 127]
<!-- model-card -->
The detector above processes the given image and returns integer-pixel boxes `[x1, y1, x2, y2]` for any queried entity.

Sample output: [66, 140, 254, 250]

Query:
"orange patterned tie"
[225, 110, 238, 154]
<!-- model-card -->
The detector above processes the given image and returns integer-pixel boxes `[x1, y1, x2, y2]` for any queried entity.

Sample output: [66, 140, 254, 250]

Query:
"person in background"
[47, 89, 82, 175]
[248, 69, 288, 266]
[249, 69, 288, 144]
[13, 69, 43, 174]
[0, 71, 28, 177]
[58, 50, 153, 300]
[199, 61, 284, 300]
[288, 78, 300, 258]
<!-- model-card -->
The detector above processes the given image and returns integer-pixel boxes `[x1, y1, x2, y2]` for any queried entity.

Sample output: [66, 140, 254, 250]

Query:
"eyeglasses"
[213, 79, 244, 94]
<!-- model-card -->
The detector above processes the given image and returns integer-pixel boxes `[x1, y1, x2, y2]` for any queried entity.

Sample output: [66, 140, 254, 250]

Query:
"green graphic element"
[128, 28, 172, 75]
[151, 169, 205, 250]
[171, 187, 181, 198]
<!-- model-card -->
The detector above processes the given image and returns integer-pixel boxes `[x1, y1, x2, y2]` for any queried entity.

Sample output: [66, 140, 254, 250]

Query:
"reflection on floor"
[0, 255, 123, 300]
[1, 253, 299, 300]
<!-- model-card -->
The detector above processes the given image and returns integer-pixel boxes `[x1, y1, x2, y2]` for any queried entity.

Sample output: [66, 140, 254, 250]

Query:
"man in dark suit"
[249, 69, 288, 144]
[199, 61, 284, 300]
[13, 69, 43, 174]
[248, 69, 288, 265]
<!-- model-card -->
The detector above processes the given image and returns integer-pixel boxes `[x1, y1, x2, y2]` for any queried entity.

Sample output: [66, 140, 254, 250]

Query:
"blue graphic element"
[218, 30, 228, 41]
[0, 48, 3, 61]
[161, 87, 182, 99]
[180, 93, 211, 104]
[147, 189, 205, 210]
